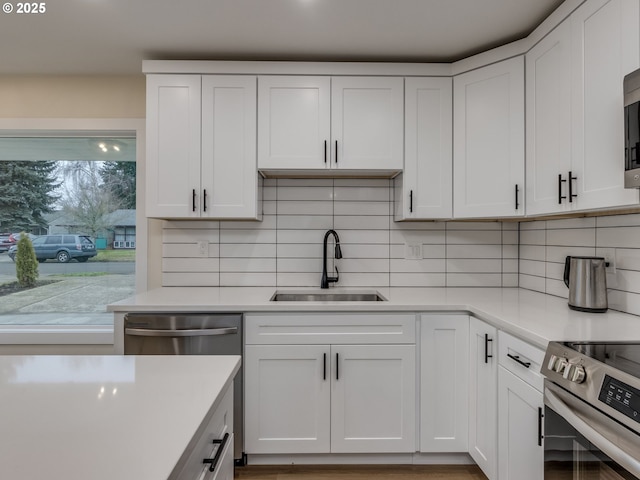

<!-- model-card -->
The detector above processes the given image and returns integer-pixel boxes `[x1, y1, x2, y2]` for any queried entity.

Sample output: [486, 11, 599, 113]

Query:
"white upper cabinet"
[526, 19, 573, 216]
[395, 77, 453, 220]
[201, 76, 260, 219]
[453, 57, 525, 218]
[526, 0, 640, 215]
[257, 76, 331, 170]
[146, 74, 261, 219]
[570, 0, 639, 210]
[331, 77, 404, 171]
[257, 76, 403, 173]
[146, 75, 202, 218]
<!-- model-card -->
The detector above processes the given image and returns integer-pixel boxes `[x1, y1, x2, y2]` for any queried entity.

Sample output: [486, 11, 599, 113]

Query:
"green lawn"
[91, 249, 136, 262]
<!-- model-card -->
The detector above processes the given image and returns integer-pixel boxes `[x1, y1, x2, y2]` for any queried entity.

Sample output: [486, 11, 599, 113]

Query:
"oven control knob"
[548, 355, 567, 374]
[563, 363, 586, 383]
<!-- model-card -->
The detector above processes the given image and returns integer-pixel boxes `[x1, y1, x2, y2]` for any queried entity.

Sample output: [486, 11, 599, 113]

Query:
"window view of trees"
[0, 136, 137, 326]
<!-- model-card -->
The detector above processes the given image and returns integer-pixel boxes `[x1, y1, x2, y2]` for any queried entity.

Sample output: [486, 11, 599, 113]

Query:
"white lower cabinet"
[420, 314, 469, 452]
[497, 331, 545, 480]
[468, 317, 498, 480]
[244, 313, 416, 455]
[498, 369, 543, 480]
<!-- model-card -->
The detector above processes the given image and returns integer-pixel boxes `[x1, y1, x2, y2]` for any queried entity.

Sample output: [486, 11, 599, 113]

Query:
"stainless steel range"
[541, 341, 640, 479]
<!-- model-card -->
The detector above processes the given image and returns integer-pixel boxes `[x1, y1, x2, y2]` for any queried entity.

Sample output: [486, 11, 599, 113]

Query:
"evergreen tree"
[15, 232, 38, 288]
[0, 161, 60, 232]
[100, 161, 136, 209]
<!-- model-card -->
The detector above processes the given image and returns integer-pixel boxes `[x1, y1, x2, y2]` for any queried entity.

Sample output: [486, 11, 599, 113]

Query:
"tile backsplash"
[519, 214, 640, 316]
[162, 179, 518, 289]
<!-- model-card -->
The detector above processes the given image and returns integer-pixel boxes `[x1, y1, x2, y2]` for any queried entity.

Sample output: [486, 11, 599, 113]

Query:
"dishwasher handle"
[124, 326, 238, 337]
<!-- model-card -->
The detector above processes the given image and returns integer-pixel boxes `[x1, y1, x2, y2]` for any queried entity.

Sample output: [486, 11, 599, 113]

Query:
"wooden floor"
[235, 465, 488, 480]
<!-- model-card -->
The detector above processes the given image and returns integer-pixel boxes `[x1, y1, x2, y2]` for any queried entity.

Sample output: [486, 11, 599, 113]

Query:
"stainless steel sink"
[270, 290, 387, 302]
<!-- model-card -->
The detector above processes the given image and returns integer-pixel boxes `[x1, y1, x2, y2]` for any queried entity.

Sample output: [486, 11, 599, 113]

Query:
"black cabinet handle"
[324, 140, 327, 164]
[336, 352, 339, 380]
[507, 353, 531, 369]
[409, 190, 413, 213]
[568, 171, 578, 202]
[335, 140, 338, 165]
[203, 432, 229, 472]
[192, 189, 197, 212]
[538, 407, 544, 446]
[558, 174, 566, 204]
[515, 184, 519, 210]
[484, 334, 493, 364]
[323, 353, 326, 380]
[203, 189, 207, 212]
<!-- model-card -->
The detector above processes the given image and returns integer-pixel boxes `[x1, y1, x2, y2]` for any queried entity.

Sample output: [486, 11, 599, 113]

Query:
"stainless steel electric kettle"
[563, 256, 608, 312]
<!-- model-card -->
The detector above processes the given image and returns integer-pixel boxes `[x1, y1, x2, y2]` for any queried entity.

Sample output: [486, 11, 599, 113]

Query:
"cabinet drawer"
[174, 385, 233, 480]
[245, 313, 416, 345]
[498, 331, 545, 392]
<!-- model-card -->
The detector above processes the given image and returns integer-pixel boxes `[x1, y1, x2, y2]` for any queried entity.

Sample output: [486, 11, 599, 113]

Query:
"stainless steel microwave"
[624, 68, 640, 188]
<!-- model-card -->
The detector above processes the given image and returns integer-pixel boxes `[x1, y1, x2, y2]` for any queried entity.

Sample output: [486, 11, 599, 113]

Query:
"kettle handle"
[563, 256, 571, 288]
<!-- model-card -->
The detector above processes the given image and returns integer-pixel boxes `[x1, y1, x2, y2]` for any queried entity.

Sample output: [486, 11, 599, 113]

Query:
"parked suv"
[8, 234, 97, 263]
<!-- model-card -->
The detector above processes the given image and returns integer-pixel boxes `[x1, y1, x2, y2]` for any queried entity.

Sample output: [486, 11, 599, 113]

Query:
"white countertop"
[109, 287, 640, 348]
[0, 355, 240, 480]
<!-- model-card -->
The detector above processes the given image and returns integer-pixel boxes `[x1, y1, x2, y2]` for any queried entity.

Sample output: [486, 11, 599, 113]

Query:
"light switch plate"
[197, 241, 209, 257]
[405, 243, 423, 260]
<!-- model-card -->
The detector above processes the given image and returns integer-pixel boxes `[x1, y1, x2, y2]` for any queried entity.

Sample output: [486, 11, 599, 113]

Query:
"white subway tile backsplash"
[276, 200, 334, 216]
[597, 226, 640, 249]
[334, 215, 389, 230]
[447, 259, 502, 273]
[519, 245, 545, 261]
[277, 186, 334, 201]
[519, 273, 546, 293]
[520, 229, 545, 245]
[596, 213, 640, 228]
[334, 200, 391, 216]
[390, 273, 446, 287]
[519, 259, 545, 277]
[163, 258, 220, 273]
[447, 273, 502, 287]
[219, 243, 276, 258]
[446, 230, 502, 245]
[520, 220, 546, 230]
[546, 228, 596, 247]
[546, 217, 596, 229]
[277, 215, 333, 230]
[613, 248, 640, 272]
[219, 258, 277, 273]
[546, 245, 595, 263]
[161, 181, 518, 291]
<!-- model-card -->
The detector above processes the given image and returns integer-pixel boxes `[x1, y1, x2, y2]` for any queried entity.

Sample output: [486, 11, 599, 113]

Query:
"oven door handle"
[124, 327, 238, 337]
[545, 383, 640, 477]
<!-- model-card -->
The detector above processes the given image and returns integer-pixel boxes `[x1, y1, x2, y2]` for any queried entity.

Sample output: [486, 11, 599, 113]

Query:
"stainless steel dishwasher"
[123, 313, 245, 465]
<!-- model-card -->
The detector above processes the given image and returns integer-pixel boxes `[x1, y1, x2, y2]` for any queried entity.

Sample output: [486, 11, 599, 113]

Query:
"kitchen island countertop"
[109, 287, 640, 349]
[0, 354, 240, 480]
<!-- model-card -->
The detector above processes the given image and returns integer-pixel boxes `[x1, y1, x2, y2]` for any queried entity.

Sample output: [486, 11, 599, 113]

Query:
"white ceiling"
[0, 0, 565, 75]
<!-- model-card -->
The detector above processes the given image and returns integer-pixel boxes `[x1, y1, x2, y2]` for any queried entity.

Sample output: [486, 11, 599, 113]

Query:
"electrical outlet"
[599, 248, 616, 274]
[405, 243, 423, 260]
[197, 241, 209, 257]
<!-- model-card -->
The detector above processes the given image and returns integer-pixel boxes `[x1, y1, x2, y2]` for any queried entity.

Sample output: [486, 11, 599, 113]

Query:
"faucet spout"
[321, 229, 342, 289]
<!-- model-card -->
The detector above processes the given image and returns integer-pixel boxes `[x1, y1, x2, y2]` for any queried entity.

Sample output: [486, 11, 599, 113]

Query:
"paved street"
[0, 253, 134, 276]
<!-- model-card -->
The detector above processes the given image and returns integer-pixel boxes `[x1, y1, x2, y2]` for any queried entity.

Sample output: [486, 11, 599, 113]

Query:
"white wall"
[161, 178, 519, 288]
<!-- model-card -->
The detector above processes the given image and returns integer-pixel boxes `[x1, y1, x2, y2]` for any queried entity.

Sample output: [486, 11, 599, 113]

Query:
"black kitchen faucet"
[321, 229, 342, 289]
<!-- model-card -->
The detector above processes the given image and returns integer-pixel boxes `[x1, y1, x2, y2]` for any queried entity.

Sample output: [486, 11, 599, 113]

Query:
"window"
[0, 131, 138, 328]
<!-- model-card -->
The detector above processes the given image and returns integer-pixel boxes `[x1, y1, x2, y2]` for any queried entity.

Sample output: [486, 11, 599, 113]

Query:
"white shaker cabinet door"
[526, 18, 573, 216]
[244, 345, 331, 454]
[257, 76, 331, 170]
[146, 74, 202, 218]
[330, 344, 415, 453]
[498, 368, 544, 480]
[468, 317, 498, 480]
[331, 76, 404, 171]
[396, 77, 453, 220]
[201, 75, 260, 219]
[454, 57, 525, 218]
[570, 0, 640, 211]
[420, 314, 469, 452]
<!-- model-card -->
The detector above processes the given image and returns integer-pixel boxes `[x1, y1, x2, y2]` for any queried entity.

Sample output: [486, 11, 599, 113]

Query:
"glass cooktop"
[563, 342, 640, 379]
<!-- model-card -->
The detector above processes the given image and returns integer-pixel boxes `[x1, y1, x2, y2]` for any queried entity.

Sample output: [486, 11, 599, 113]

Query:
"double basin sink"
[270, 290, 387, 302]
